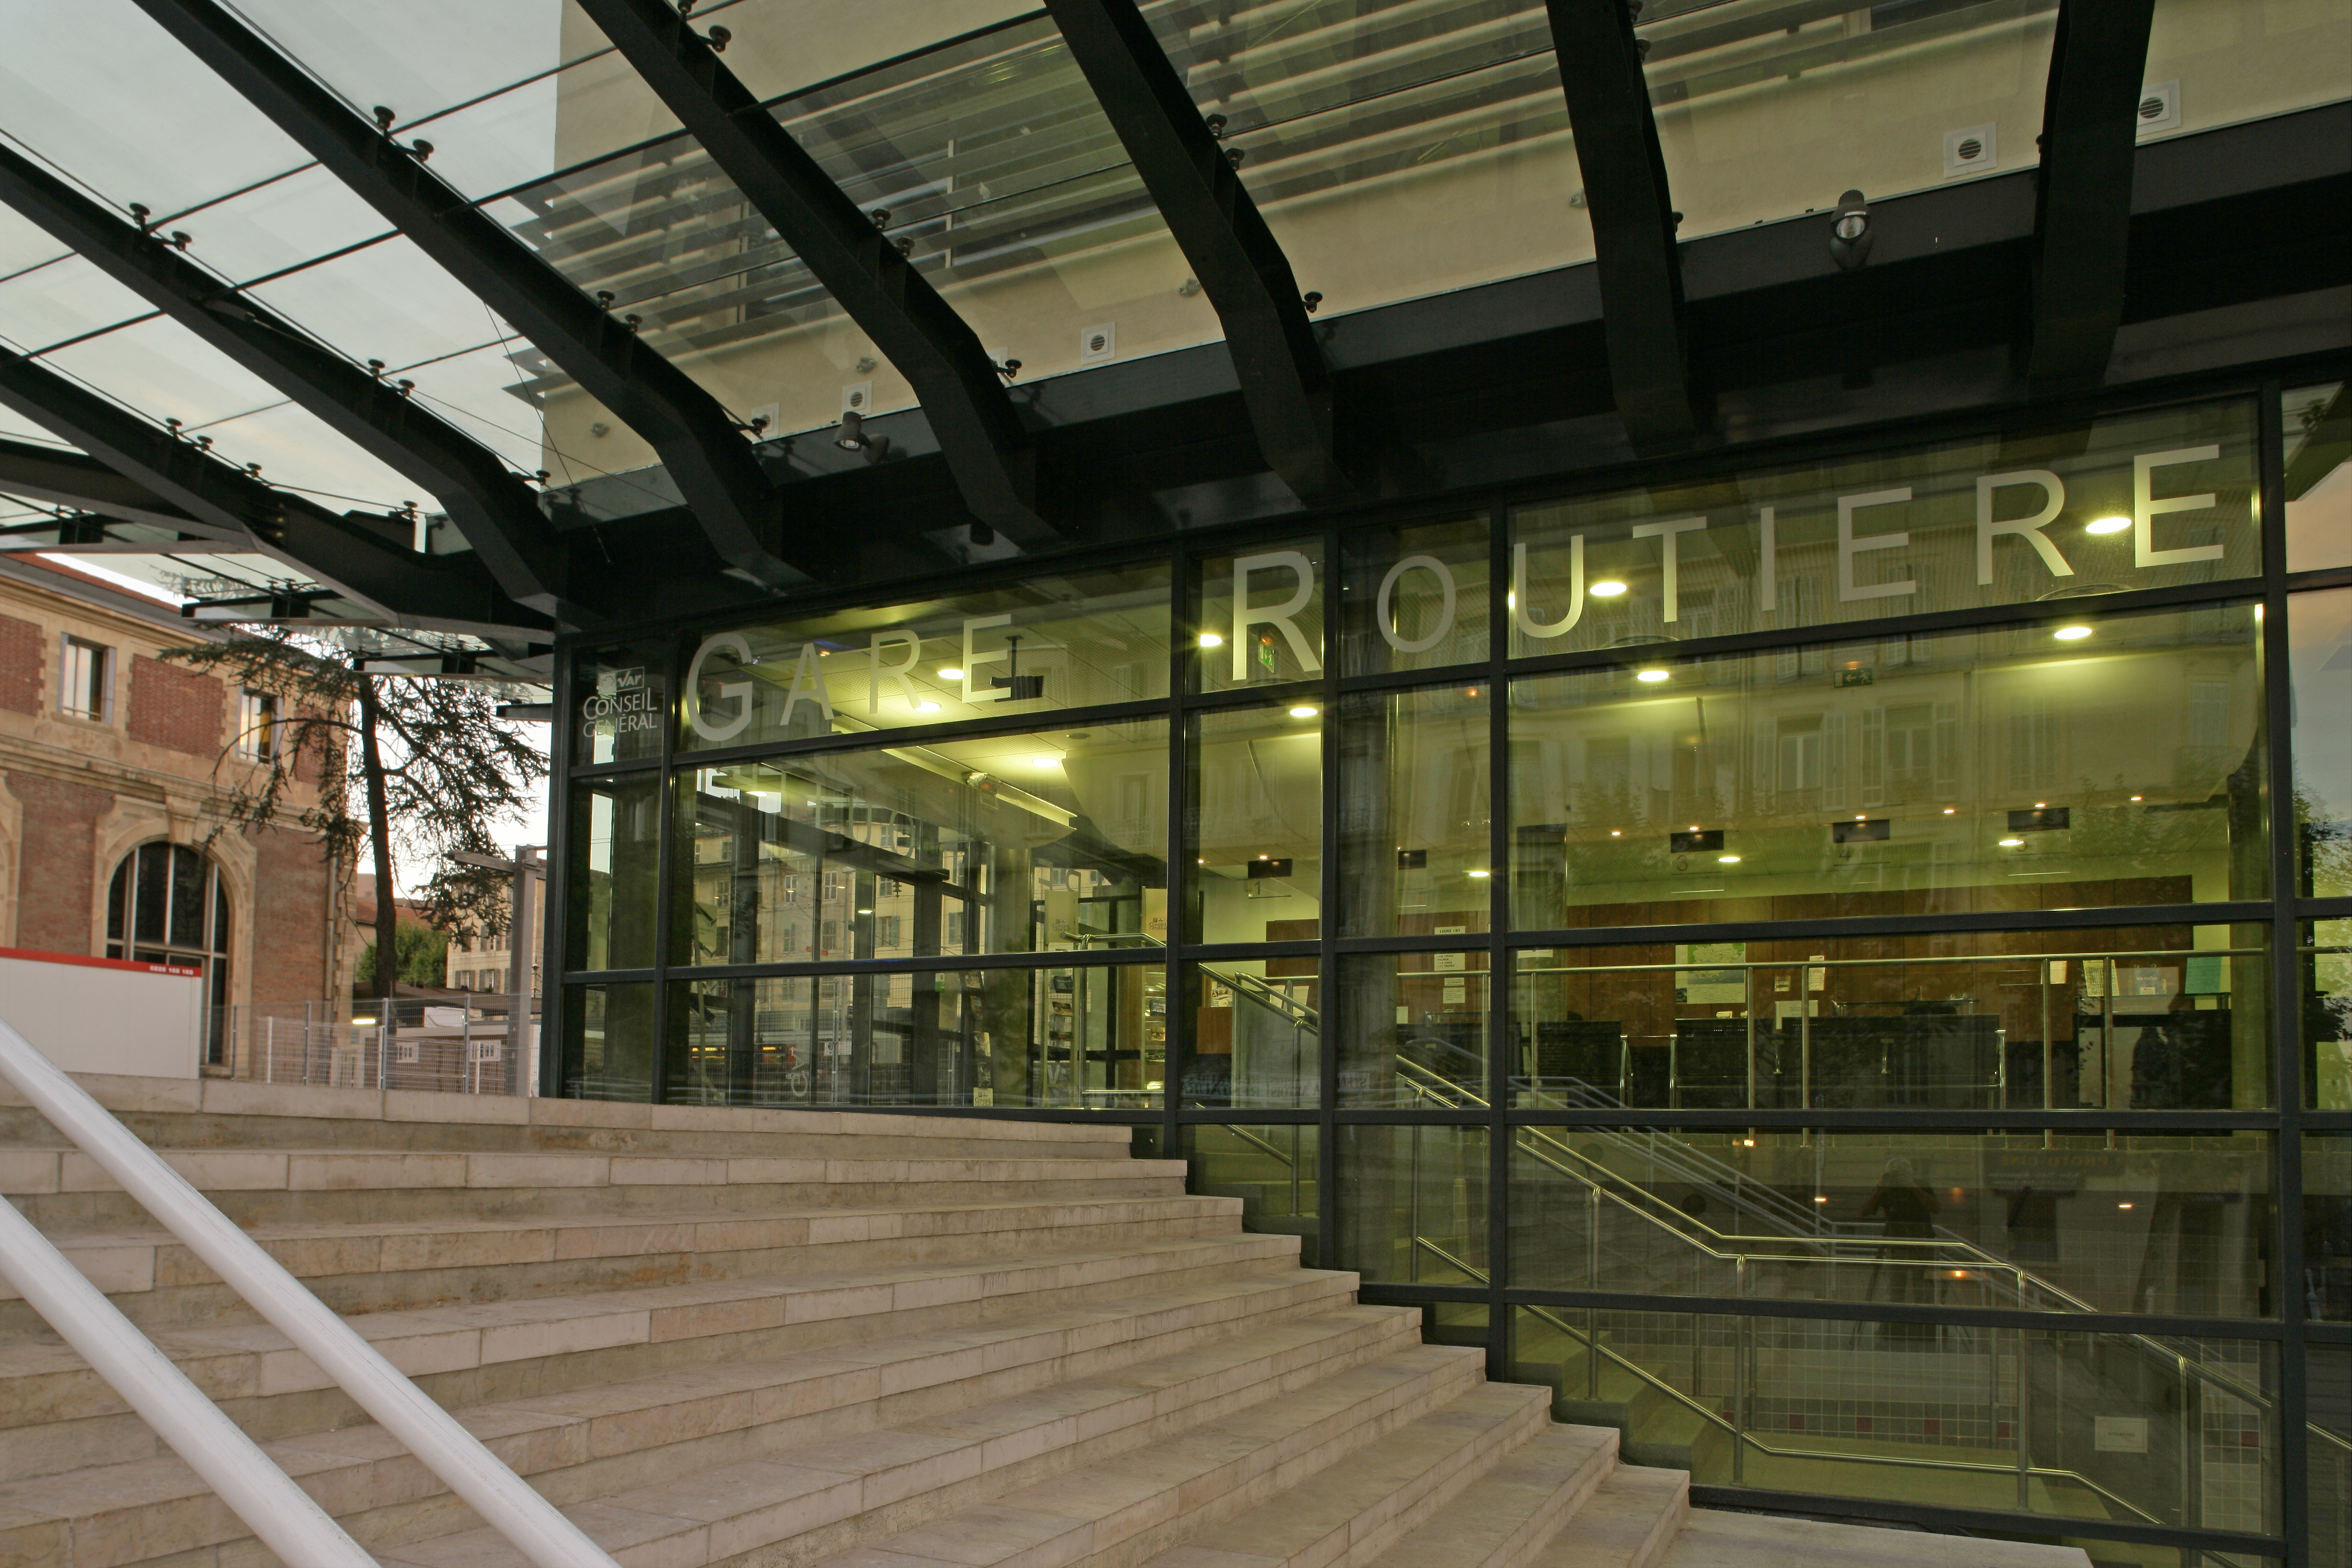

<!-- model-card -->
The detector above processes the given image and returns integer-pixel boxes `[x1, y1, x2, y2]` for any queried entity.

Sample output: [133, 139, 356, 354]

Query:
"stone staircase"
[0, 1075, 2091, 1568]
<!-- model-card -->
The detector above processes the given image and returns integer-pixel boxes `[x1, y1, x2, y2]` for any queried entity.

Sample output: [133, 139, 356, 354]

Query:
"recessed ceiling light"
[1289, 705, 1318, 718]
[1467, 868, 1491, 878]
[1717, 854, 1741, 864]
[1197, 632, 1224, 648]
[2053, 624, 2093, 641]
[1943, 808, 1956, 815]
[1999, 836, 2025, 847]
[2129, 794, 2142, 801]
[1609, 829, 1622, 837]
[1636, 668, 1670, 683]
[1030, 756, 1058, 768]
[938, 666, 964, 679]
[1589, 580, 1628, 597]
[2085, 515, 2130, 534]
[915, 701, 940, 712]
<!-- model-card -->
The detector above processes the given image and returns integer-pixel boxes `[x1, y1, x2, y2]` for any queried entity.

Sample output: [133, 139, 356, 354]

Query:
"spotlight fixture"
[1029, 756, 1058, 769]
[2052, 624, 2093, 641]
[1197, 632, 1224, 648]
[1589, 579, 1628, 596]
[833, 410, 890, 463]
[1828, 188, 1872, 270]
[2085, 515, 2131, 534]
[1289, 705, 1318, 718]
[938, 667, 964, 680]
[969, 523, 995, 548]
[1635, 667, 1670, 683]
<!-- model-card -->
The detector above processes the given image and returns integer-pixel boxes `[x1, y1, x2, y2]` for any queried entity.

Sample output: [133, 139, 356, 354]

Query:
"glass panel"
[665, 962, 1165, 1110]
[1512, 1127, 2275, 1318]
[0, 204, 70, 279]
[1509, 603, 2268, 931]
[571, 640, 667, 766]
[1646, 0, 2058, 242]
[2147, 0, 2352, 138]
[1339, 514, 1489, 676]
[0, 0, 316, 214]
[1509, 1307, 2278, 1539]
[132, 841, 169, 945]
[1223, 39, 1595, 318]
[242, 236, 521, 379]
[1512, 925, 2268, 1111]
[672, 719, 1169, 964]
[1338, 950, 1490, 1110]
[0, 256, 155, 354]
[482, 14, 1209, 447]
[2294, 589, 2352, 899]
[167, 846, 205, 950]
[166, 166, 393, 286]
[679, 562, 1170, 751]
[1191, 1123, 1318, 1266]
[2312, 919, 2352, 1112]
[2316, 1346, 2352, 1568]
[560, 981, 655, 1102]
[225, 1, 581, 131]
[1178, 958, 1318, 1110]
[1335, 1124, 1488, 1284]
[1337, 682, 1491, 937]
[566, 776, 662, 972]
[1195, 536, 1325, 694]
[1508, 397, 2260, 657]
[2285, 383, 2351, 571]
[1188, 703, 1323, 944]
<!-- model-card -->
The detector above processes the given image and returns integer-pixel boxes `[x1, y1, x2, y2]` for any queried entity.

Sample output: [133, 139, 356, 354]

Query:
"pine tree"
[162, 629, 548, 1002]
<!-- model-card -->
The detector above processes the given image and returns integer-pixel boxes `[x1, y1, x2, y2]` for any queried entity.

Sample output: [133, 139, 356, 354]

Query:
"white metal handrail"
[0, 1016, 620, 1568]
[0, 1192, 378, 1567]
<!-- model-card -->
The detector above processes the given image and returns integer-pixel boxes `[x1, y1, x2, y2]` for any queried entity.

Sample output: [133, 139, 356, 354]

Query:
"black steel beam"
[1043, 0, 1350, 506]
[0, 350, 546, 640]
[129, 0, 820, 588]
[577, 0, 1054, 549]
[1544, 0, 1704, 448]
[2025, 0, 2159, 387]
[0, 139, 580, 619]
[0, 436, 243, 539]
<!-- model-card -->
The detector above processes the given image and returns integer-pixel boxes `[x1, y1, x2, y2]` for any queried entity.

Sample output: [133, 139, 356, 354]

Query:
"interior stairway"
[0, 1075, 2092, 1568]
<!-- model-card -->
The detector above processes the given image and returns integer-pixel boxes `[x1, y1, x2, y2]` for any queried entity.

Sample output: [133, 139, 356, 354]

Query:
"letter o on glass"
[1375, 555, 1457, 654]
[685, 632, 755, 742]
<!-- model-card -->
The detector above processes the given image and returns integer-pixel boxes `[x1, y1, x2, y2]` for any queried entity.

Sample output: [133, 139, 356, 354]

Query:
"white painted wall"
[0, 948, 204, 1079]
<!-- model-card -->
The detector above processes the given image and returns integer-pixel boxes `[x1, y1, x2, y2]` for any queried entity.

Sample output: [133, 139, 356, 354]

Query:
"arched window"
[106, 842, 232, 1061]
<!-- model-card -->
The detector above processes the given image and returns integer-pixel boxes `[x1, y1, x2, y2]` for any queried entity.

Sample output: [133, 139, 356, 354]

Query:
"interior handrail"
[0, 1182, 378, 1567]
[1410, 1234, 2175, 1537]
[1397, 1066, 2295, 1443]
[0, 1016, 622, 1568]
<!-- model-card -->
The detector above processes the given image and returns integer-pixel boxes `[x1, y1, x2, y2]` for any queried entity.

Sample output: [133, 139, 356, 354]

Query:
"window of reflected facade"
[549, 384, 2349, 1560]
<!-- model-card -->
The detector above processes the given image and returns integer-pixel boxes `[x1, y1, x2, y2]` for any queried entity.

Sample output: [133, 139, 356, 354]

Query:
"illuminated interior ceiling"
[0, 0, 2340, 643]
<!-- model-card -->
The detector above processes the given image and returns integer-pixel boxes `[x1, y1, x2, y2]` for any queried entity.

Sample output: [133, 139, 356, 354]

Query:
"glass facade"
[551, 384, 2344, 1561]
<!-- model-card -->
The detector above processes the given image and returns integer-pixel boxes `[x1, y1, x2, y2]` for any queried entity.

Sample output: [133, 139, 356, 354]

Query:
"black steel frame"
[544, 352, 2351, 1562]
[130, 0, 824, 588]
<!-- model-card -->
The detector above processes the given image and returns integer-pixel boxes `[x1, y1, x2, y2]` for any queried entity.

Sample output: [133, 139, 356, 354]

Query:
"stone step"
[1355, 1423, 1623, 1568]
[1140, 1386, 1597, 1568]
[1656, 1508, 2094, 1567]
[0, 1076, 1139, 1161]
[1, 1193, 1247, 1325]
[0, 1261, 1364, 1484]
[15, 1157, 1152, 1232]
[372, 1342, 1487, 1568]
[0, 1309, 1445, 1567]
[1526, 1465, 1689, 1568]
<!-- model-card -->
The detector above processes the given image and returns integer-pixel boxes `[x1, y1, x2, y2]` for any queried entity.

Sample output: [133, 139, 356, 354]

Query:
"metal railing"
[0, 1013, 617, 1568]
[206, 994, 540, 1096]
[1389, 1051, 2325, 1540]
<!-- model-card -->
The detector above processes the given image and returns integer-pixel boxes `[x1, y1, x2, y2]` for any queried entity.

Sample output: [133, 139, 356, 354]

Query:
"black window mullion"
[648, 632, 680, 1104]
[2261, 376, 2312, 1565]
[1318, 521, 1342, 1279]
[1485, 502, 1511, 1381]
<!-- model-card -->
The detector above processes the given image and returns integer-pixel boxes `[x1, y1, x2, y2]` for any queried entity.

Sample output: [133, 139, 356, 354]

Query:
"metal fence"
[207, 995, 539, 1096]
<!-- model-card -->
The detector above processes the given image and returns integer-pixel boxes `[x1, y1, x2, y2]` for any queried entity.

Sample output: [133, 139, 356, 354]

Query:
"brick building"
[0, 554, 357, 1046]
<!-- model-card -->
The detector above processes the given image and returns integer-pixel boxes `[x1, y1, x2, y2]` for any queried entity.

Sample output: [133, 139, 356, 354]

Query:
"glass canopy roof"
[0, 0, 2336, 644]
